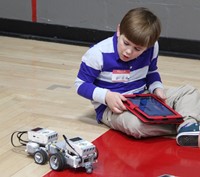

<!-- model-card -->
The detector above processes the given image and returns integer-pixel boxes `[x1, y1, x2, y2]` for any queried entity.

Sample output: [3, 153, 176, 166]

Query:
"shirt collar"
[113, 32, 120, 61]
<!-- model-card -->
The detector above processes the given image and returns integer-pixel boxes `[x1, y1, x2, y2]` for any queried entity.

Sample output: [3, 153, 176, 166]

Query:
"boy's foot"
[176, 123, 200, 147]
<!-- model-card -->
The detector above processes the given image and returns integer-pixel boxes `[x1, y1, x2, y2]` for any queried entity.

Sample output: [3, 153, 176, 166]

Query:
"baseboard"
[0, 18, 199, 59]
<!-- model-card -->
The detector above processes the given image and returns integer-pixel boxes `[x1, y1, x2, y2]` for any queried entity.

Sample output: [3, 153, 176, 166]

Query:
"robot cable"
[11, 131, 28, 147]
[63, 135, 83, 162]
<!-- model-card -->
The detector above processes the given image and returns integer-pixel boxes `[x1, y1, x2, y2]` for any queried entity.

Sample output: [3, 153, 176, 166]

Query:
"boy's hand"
[105, 91, 127, 114]
[153, 88, 166, 101]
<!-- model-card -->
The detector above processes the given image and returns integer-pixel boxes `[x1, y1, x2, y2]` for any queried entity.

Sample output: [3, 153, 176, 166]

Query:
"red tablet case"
[123, 94, 183, 124]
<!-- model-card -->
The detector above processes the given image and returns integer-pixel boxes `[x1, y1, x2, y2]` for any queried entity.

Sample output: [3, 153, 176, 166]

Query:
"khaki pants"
[102, 85, 200, 138]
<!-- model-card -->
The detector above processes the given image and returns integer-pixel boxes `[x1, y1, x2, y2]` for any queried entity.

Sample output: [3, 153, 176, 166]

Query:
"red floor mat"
[43, 129, 200, 177]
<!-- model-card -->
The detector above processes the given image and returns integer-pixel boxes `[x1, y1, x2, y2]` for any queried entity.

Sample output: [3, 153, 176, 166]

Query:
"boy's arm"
[75, 76, 108, 105]
[74, 49, 108, 105]
[146, 42, 163, 93]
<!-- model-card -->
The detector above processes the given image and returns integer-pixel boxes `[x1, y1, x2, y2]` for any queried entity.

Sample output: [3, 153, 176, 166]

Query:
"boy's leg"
[165, 84, 200, 127]
[102, 108, 176, 139]
[165, 84, 200, 146]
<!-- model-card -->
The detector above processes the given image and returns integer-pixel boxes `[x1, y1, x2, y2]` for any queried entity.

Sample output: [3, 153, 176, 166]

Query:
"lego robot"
[25, 127, 98, 173]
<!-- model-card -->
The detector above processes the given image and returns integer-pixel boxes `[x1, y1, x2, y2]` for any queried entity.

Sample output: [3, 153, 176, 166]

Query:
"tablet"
[123, 94, 183, 124]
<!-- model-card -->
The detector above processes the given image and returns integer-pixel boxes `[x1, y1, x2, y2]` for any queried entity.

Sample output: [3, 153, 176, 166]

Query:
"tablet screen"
[128, 96, 174, 116]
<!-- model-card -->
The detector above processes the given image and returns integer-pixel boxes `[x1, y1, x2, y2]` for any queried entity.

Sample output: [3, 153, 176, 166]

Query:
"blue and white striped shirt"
[75, 33, 163, 122]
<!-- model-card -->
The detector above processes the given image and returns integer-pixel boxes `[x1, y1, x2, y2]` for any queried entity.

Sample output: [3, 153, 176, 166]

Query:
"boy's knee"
[123, 116, 145, 139]
[182, 84, 198, 93]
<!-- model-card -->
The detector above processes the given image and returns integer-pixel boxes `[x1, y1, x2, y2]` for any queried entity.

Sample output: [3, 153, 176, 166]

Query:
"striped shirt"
[75, 33, 163, 122]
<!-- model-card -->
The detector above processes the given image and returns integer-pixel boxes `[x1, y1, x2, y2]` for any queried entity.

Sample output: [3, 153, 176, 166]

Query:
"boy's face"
[117, 28, 147, 62]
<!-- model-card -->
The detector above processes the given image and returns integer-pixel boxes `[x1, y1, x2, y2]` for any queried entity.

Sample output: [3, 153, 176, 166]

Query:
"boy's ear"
[117, 24, 120, 37]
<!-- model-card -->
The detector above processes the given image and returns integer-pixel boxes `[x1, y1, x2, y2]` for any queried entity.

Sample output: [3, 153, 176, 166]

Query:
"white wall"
[0, 0, 200, 41]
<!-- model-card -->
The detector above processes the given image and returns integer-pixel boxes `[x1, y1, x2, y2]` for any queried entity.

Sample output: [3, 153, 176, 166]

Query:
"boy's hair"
[119, 7, 161, 48]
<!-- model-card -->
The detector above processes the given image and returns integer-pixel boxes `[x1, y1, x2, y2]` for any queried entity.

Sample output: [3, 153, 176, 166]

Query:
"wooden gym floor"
[0, 36, 200, 177]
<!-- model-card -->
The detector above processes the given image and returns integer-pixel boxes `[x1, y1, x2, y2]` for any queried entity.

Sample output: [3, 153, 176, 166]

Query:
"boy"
[75, 7, 200, 147]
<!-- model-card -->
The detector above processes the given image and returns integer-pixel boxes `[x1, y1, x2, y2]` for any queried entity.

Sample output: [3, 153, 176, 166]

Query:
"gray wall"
[0, 0, 200, 41]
